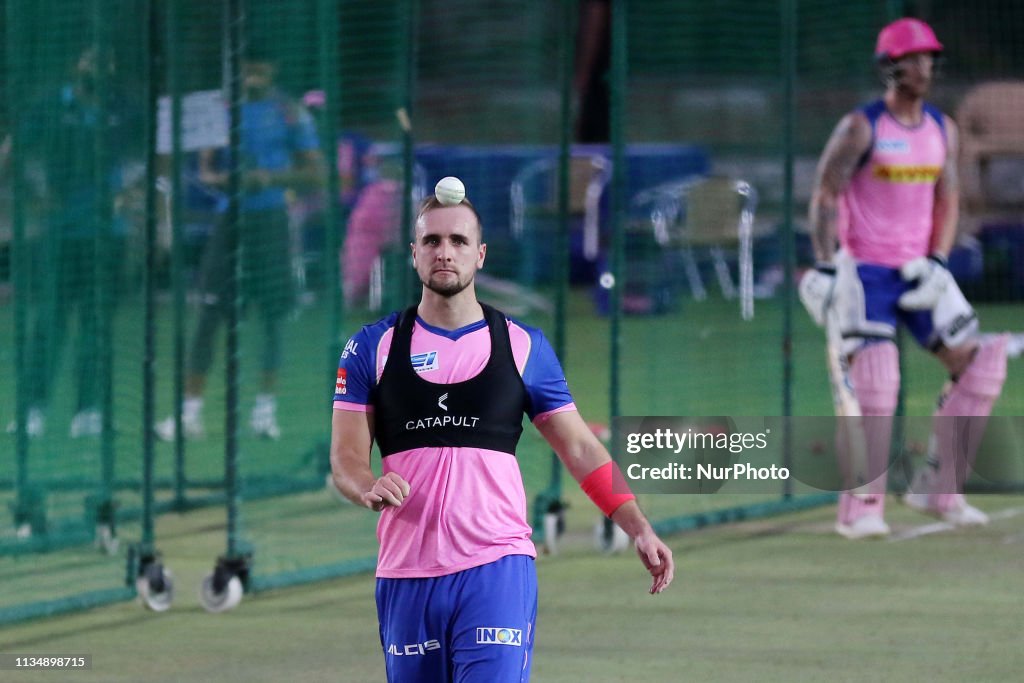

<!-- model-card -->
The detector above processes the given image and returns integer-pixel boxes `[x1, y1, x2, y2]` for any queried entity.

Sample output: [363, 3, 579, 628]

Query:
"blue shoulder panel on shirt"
[510, 318, 575, 419]
[335, 312, 575, 418]
[855, 99, 888, 170]
[859, 99, 888, 127]
[333, 312, 399, 405]
[923, 102, 945, 137]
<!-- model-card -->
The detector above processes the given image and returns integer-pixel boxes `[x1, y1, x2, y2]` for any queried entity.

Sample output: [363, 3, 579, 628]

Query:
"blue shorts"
[857, 264, 936, 349]
[376, 554, 537, 683]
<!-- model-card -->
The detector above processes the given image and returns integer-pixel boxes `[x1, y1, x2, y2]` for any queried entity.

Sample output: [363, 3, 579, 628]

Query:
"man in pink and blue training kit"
[330, 191, 674, 682]
[334, 304, 568, 681]
[334, 307, 574, 577]
[801, 17, 1011, 539]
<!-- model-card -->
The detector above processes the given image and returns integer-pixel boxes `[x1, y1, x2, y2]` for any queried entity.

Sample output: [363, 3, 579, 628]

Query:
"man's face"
[893, 51, 934, 97]
[242, 60, 275, 98]
[411, 206, 485, 298]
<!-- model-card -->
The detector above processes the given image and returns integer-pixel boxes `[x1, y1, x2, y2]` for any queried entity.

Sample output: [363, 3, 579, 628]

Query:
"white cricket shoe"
[250, 397, 281, 440]
[903, 492, 989, 527]
[835, 515, 891, 540]
[154, 413, 205, 441]
[1003, 333, 1023, 359]
[6, 407, 46, 438]
[942, 500, 990, 527]
[70, 409, 103, 438]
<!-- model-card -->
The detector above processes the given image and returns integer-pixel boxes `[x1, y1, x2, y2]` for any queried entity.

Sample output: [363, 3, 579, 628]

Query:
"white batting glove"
[898, 254, 952, 310]
[798, 263, 837, 327]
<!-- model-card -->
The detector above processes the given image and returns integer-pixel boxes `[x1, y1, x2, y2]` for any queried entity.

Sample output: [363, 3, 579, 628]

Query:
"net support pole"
[532, 0, 578, 540]
[780, 0, 798, 498]
[609, 0, 627, 436]
[223, 0, 245, 565]
[398, 0, 419, 305]
[551, 0, 576, 498]
[887, 0, 908, 490]
[602, 0, 628, 540]
[166, 0, 188, 510]
[140, 0, 160, 556]
[91, 0, 117, 538]
[5, 2, 34, 533]
[318, 0, 343, 385]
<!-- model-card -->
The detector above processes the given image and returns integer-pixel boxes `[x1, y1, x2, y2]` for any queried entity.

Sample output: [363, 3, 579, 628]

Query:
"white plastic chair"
[632, 175, 759, 320]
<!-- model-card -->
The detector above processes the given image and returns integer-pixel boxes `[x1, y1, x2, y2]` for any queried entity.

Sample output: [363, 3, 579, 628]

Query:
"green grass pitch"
[1, 288, 1022, 680]
[1, 493, 1023, 682]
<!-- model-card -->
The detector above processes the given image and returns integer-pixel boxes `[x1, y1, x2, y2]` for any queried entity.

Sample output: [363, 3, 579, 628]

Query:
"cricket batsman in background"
[799, 18, 1011, 539]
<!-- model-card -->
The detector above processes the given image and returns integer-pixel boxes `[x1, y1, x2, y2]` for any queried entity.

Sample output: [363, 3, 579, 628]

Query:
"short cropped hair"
[415, 196, 484, 240]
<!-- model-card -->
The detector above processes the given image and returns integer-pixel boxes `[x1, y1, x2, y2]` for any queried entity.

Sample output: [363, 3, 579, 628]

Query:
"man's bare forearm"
[330, 458, 377, 506]
[809, 193, 840, 263]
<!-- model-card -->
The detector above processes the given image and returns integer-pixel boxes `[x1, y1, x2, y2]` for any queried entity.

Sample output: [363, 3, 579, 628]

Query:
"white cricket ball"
[434, 176, 466, 206]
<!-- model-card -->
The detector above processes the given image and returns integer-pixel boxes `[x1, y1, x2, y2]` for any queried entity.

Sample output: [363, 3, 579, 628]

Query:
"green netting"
[610, 0, 1024, 533]
[0, 0, 151, 621]
[1, 0, 1022, 623]
[144, 0, 389, 595]
[609, 0, 889, 525]
[233, 0, 569, 592]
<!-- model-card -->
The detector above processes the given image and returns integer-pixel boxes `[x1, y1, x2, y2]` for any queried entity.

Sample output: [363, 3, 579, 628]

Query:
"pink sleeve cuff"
[531, 403, 576, 425]
[334, 401, 372, 412]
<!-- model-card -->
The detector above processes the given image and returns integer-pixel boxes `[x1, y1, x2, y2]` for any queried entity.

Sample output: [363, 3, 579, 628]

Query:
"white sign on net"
[157, 89, 228, 154]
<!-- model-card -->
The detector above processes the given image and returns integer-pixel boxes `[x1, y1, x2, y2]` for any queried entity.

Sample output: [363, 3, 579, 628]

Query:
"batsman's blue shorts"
[857, 263, 934, 347]
[376, 554, 537, 683]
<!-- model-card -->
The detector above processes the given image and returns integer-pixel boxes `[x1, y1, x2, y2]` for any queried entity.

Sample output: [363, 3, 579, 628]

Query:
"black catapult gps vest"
[372, 303, 530, 458]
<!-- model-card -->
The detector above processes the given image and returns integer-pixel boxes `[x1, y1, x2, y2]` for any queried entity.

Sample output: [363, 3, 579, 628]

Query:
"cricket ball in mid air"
[434, 176, 466, 206]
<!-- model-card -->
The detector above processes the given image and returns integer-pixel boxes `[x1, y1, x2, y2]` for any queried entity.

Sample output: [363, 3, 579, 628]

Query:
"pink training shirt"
[334, 312, 576, 578]
[839, 100, 948, 268]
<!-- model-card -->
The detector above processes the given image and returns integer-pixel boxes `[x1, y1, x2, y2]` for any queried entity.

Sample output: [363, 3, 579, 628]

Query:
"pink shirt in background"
[342, 179, 402, 305]
[840, 103, 947, 268]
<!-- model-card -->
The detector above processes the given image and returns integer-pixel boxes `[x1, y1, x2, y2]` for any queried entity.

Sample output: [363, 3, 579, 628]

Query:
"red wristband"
[580, 461, 636, 518]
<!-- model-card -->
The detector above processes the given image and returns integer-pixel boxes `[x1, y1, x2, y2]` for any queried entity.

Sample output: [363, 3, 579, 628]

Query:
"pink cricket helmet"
[875, 18, 943, 61]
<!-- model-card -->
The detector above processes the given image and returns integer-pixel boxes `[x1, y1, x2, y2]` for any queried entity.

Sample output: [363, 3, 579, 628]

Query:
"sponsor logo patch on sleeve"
[335, 368, 347, 395]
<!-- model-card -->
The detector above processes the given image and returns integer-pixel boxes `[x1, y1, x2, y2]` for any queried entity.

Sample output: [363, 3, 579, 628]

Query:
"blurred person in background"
[155, 49, 324, 441]
[4, 46, 141, 438]
[340, 144, 403, 308]
[286, 101, 405, 309]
